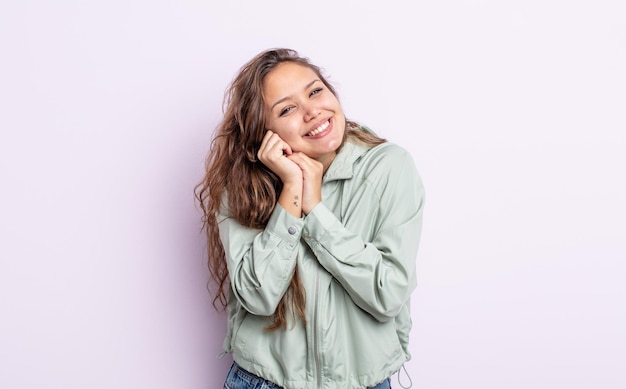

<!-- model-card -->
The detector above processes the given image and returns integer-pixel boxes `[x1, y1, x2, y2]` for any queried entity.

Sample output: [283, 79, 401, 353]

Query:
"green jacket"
[218, 131, 425, 389]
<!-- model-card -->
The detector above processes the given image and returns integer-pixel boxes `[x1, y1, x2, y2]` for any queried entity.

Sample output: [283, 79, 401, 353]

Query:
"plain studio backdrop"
[1, 1, 624, 388]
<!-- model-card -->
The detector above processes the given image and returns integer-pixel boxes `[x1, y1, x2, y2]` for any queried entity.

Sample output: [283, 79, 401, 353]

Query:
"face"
[263, 62, 346, 164]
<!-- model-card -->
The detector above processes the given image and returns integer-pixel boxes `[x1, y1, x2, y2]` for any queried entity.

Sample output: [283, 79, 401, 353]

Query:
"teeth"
[308, 120, 329, 136]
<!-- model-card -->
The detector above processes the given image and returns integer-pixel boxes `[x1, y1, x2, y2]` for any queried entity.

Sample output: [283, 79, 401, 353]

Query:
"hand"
[288, 152, 323, 215]
[257, 130, 302, 185]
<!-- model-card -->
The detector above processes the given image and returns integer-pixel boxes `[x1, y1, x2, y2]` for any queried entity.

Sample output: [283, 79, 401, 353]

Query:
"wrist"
[278, 183, 303, 218]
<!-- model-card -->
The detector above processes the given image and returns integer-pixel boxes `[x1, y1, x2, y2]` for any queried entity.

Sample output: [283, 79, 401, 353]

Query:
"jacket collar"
[323, 138, 371, 182]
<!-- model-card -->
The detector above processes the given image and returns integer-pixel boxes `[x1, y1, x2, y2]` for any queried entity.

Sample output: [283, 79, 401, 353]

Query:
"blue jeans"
[224, 362, 391, 389]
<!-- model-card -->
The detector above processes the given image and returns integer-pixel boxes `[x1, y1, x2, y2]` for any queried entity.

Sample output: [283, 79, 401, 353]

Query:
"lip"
[305, 117, 333, 138]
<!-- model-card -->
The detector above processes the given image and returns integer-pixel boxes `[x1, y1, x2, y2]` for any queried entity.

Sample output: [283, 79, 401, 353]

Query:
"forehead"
[263, 62, 319, 100]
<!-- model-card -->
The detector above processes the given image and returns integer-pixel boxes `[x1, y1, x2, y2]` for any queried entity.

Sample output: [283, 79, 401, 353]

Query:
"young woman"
[196, 48, 425, 389]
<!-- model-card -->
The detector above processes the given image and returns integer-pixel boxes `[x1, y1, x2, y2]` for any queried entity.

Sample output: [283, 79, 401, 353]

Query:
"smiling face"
[263, 61, 346, 167]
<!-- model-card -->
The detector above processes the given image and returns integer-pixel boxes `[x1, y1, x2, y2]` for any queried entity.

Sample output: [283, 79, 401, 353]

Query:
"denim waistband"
[225, 361, 392, 389]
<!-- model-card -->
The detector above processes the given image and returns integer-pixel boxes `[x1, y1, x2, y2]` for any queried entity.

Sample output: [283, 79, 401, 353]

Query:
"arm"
[218, 202, 305, 316]
[302, 145, 425, 322]
[217, 130, 305, 315]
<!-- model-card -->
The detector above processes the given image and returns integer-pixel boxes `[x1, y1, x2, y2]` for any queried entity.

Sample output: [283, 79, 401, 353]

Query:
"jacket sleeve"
[302, 146, 425, 322]
[217, 203, 304, 316]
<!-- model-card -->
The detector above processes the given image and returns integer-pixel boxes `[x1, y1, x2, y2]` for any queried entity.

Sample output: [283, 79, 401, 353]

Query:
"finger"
[288, 152, 316, 166]
[281, 141, 293, 156]
[288, 153, 323, 176]
[263, 132, 292, 157]
[259, 132, 282, 159]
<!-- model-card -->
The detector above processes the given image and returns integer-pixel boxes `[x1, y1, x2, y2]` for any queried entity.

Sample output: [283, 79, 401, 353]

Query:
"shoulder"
[358, 142, 416, 173]
[354, 141, 423, 199]
[341, 125, 420, 181]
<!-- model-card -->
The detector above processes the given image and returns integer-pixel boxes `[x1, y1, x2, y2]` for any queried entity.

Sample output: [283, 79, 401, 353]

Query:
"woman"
[196, 48, 425, 389]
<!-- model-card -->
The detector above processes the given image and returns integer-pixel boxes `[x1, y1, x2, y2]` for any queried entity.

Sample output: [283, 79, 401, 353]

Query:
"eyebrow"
[270, 79, 321, 111]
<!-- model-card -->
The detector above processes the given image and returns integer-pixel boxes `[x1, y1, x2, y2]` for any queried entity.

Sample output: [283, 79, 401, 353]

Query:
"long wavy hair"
[195, 48, 386, 331]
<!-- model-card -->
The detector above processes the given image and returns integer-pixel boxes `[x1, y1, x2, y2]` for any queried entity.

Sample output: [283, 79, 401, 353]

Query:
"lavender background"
[1, 1, 625, 388]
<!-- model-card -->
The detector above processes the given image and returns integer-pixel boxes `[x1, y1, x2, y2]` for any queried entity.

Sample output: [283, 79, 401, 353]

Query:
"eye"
[279, 106, 294, 117]
[310, 87, 323, 97]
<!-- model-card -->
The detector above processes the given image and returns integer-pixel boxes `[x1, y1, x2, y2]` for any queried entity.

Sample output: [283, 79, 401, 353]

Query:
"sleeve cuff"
[266, 203, 305, 245]
[302, 202, 341, 243]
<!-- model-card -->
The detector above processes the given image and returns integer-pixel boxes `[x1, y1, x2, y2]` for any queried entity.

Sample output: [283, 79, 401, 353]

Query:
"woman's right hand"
[257, 130, 303, 185]
[258, 130, 304, 217]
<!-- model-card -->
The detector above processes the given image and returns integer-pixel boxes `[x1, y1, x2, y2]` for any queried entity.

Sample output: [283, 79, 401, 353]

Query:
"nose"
[303, 102, 320, 122]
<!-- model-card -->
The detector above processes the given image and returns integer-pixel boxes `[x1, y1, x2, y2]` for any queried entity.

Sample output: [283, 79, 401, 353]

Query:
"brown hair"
[195, 48, 385, 330]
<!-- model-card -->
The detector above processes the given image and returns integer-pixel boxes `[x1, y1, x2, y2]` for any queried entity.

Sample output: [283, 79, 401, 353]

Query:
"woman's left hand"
[288, 152, 323, 215]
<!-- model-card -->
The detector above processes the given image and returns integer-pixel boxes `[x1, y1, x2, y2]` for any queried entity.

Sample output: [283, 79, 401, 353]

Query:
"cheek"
[326, 94, 342, 110]
[273, 121, 300, 141]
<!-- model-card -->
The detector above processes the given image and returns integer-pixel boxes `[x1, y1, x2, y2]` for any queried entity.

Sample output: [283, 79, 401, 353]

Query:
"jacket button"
[287, 226, 297, 235]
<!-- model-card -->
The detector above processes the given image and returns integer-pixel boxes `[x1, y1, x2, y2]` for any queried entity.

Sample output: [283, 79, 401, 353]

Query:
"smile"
[306, 119, 331, 137]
